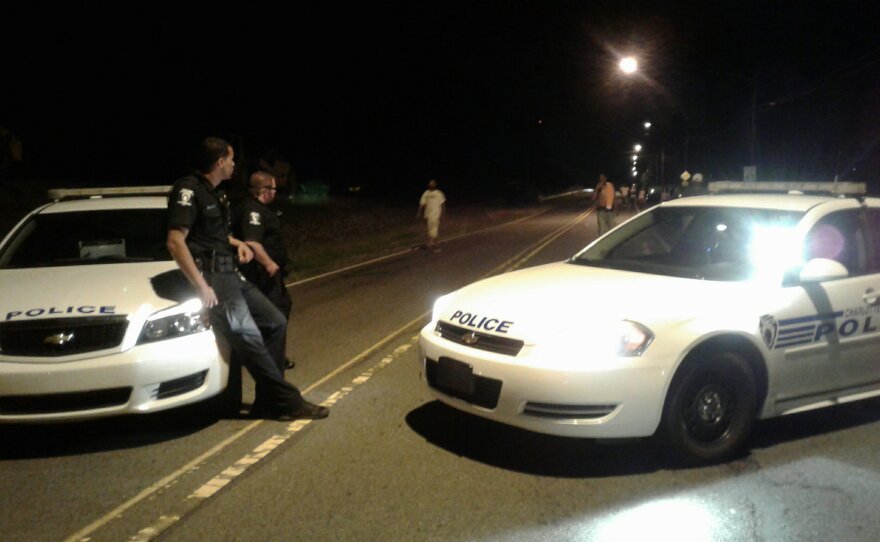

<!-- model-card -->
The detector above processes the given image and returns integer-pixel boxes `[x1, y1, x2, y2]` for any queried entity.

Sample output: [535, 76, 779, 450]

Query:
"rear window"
[0, 209, 171, 268]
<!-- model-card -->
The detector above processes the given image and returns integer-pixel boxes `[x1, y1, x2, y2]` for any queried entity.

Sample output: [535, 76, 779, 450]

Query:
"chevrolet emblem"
[461, 332, 480, 345]
[44, 332, 75, 346]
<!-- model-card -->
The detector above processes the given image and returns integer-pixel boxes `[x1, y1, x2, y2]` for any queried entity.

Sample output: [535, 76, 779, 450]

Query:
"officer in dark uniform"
[236, 171, 296, 369]
[165, 137, 327, 421]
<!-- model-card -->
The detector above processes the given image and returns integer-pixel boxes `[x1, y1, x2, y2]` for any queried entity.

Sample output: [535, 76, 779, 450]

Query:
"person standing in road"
[236, 170, 295, 370]
[619, 183, 630, 210]
[592, 173, 616, 236]
[166, 137, 327, 421]
[417, 179, 446, 252]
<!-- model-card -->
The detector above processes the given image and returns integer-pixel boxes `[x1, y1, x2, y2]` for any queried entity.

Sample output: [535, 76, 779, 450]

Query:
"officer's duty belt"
[195, 253, 237, 273]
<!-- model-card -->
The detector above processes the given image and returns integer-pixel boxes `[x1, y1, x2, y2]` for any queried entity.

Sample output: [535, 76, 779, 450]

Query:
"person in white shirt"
[417, 179, 446, 252]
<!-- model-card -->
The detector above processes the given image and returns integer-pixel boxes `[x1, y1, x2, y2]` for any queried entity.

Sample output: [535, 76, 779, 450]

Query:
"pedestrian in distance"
[417, 179, 446, 252]
[592, 173, 616, 236]
[166, 137, 328, 421]
[236, 170, 296, 370]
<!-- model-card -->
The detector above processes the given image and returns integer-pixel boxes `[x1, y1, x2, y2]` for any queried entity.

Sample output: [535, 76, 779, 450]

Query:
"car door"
[846, 204, 880, 390]
[773, 208, 876, 409]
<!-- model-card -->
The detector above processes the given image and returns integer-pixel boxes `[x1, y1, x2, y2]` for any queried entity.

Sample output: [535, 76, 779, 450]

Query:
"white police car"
[420, 191, 880, 462]
[0, 187, 235, 422]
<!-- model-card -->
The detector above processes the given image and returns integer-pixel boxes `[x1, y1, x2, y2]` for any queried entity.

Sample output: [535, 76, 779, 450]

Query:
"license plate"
[437, 357, 475, 395]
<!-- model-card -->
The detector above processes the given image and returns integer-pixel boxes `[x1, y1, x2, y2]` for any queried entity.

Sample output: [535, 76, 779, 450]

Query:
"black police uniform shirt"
[167, 174, 235, 259]
[237, 196, 287, 267]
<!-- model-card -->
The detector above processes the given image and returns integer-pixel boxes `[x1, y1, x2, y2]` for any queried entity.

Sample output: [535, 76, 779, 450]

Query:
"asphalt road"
[2, 201, 880, 542]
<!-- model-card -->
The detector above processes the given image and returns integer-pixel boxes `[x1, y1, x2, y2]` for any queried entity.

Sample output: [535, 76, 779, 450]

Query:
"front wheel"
[661, 351, 757, 464]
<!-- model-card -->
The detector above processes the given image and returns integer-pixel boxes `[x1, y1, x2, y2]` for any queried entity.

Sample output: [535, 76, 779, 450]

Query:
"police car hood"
[437, 261, 755, 344]
[0, 262, 192, 324]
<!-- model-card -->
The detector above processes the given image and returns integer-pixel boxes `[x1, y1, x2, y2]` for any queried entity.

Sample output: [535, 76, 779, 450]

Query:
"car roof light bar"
[47, 186, 173, 201]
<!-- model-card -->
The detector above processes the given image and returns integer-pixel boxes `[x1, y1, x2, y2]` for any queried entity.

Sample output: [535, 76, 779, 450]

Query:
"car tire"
[661, 351, 757, 464]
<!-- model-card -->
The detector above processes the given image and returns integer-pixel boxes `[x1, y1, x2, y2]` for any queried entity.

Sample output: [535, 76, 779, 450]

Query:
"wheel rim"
[683, 381, 734, 443]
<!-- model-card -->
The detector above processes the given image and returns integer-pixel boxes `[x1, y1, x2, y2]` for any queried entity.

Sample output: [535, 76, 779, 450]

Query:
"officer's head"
[249, 171, 277, 204]
[427, 179, 438, 191]
[195, 137, 234, 180]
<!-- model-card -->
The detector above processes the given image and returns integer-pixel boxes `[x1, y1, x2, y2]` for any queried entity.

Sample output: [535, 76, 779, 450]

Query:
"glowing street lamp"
[619, 56, 638, 74]
[634, 144, 642, 152]
[644, 121, 652, 129]
[632, 154, 638, 161]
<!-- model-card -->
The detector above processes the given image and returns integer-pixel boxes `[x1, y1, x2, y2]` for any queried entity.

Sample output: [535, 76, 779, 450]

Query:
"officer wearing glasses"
[236, 171, 295, 369]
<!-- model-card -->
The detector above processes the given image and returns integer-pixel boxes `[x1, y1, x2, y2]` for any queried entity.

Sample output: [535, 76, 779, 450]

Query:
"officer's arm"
[166, 228, 218, 308]
[228, 235, 254, 264]
[243, 240, 280, 277]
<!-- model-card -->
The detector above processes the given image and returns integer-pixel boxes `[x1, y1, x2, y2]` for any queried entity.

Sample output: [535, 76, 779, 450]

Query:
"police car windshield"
[0, 209, 171, 269]
[570, 206, 804, 281]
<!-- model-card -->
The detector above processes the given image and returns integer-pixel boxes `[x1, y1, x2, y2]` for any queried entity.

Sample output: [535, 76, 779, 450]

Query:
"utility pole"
[749, 75, 758, 166]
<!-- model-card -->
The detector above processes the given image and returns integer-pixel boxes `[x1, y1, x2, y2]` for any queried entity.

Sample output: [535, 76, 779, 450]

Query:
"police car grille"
[0, 316, 129, 357]
[0, 387, 132, 415]
[522, 402, 618, 420]
[156, 370, 208, 400]
[435, 322, 524, 356]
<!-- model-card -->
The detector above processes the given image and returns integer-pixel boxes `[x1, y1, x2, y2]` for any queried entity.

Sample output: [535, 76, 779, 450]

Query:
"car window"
[0, 209, 171, 268]
[864, 209, 880, 273]
[803, 210, 867, 277]
[570, 206, 803, 281]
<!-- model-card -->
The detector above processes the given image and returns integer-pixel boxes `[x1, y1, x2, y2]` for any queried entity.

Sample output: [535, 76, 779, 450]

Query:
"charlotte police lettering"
[450, 310, 513, 333]
[5, 306, 116, 321]
[773, 308, 878, 349]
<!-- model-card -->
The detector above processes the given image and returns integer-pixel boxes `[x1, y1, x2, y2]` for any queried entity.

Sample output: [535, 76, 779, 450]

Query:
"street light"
[619, 56, 638, 74]
[644, 121, 652, 129]
[634, 144, 642, 152]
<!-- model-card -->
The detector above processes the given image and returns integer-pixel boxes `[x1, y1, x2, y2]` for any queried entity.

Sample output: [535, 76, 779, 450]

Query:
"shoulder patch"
[249, 211, 261, 226]
[177, 188, 195, 207]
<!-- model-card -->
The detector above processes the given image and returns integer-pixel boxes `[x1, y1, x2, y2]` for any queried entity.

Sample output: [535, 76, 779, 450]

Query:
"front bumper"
[418, 324, 671, 438]
[0, 331, 227, 422]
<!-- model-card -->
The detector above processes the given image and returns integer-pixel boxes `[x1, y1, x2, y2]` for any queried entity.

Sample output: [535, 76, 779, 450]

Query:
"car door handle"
[863, 289, 880, 305]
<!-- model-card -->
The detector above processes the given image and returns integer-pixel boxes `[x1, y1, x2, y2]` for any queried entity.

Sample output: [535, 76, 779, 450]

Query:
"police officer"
[166, 137, 328, 421]
[237, 171, 295, 369]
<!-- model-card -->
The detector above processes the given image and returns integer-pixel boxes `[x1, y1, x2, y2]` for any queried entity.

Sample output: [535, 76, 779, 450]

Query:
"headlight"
[138, 300, 211, 344]
[615, 320, 654, 356]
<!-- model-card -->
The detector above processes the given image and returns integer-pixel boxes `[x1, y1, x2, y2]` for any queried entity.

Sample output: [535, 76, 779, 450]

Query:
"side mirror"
[799, 258, 849, 283]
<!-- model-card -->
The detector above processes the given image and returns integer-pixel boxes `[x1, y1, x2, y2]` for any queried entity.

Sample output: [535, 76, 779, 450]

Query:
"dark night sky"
[4, 1, 880, 199]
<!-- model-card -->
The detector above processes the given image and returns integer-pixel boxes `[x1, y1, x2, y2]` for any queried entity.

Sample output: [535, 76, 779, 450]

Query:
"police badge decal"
[760, 314, 779, 349]
[249, 212, 261, 226]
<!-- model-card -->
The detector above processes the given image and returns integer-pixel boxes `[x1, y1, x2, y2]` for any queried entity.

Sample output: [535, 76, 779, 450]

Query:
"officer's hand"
[237, 243, 254, 264]
[265, 260, 280, 277]
[198, 284, 219, 309]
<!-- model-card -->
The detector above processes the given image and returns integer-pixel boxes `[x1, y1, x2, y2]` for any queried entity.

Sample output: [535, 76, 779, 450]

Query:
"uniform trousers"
[244, 265, 293, 318]
[205, 271, 303, 411]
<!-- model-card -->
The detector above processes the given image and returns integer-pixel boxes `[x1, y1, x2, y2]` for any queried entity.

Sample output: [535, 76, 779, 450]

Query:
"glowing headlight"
[616, 320, 654, 356]
[138, 301, 211, 344]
